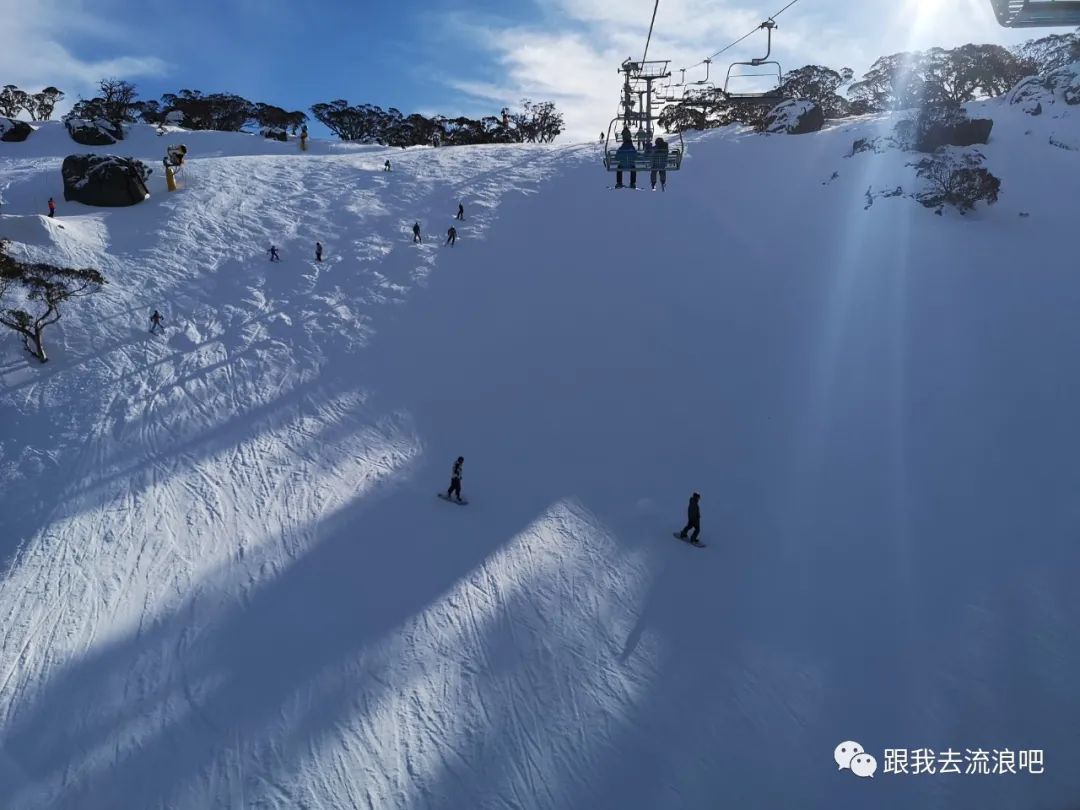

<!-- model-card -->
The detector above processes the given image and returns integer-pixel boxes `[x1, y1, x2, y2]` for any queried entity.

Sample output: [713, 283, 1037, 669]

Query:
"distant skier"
[446, 226, 457, 247]
[384, 160, 392, 172]
[456, 203, 464, 220]
[268, 245, 280, 261]
[149, 309, 164, 334]
[446, 456, 464, 502]
[678, 492, 702, 544]
[47, 197, 56, 217]
[600, 131, 605, 141]
[412, 222, 422, 243]
[315, 241, 323, 262]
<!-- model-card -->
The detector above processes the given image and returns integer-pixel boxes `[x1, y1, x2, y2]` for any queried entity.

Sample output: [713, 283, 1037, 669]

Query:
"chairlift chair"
[723, 19, 785, 105]
[602, 118, 685, 173]
[988, 0, 1080, 26]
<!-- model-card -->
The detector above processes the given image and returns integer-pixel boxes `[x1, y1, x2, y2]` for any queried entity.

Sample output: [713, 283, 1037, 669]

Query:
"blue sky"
[0, 0, 1052, 140]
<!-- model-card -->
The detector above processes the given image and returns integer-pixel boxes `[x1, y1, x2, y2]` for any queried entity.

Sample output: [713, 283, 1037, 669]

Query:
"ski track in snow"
[1, 109, 1080, 810]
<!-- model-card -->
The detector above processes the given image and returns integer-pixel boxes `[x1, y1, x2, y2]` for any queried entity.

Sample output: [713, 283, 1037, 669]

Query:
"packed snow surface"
[1, 112, 1079, 809]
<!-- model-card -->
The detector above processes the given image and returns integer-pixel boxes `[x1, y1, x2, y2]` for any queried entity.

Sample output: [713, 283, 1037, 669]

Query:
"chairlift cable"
[641, 0, 661, 63]
[677, 0, 804, 75]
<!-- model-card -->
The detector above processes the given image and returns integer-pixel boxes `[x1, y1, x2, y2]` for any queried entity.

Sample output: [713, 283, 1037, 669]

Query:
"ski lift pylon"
[602, 58, 684, 173]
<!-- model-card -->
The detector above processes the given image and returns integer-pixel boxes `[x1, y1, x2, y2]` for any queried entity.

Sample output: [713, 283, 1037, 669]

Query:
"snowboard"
[673, 532, 706, 548]
[438, 493, 469, 506]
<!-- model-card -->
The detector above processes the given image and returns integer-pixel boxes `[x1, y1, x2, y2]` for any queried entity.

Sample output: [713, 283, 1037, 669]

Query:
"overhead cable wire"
[677, 0, 804, 77]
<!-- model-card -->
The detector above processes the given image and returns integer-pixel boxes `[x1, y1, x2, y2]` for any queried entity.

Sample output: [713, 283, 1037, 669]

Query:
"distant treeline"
[660, 32, 1080, 131]
[0, 78, 564, 146]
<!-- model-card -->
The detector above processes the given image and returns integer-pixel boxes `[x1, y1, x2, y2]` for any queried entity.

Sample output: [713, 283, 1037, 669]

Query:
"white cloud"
[0, 0, 169, 107]
[440, 0, 1039, 142]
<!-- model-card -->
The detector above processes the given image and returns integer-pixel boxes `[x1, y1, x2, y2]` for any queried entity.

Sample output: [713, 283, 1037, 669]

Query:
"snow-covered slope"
[1, 105, 1078, 810]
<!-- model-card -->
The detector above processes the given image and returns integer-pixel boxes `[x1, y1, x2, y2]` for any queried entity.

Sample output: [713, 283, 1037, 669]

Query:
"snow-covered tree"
[0, 241, 106, 363]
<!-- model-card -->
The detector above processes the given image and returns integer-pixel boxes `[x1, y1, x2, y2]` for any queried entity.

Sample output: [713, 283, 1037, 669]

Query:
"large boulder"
[61, 154, 151, 207]
[64, 117, 124, 146]
[260, 125, 287, 142]
[915, 117, 994, 152]
[894, 106, 994, 152]
[1008, 61, 1080, 115]
[0, 117, 32, 142]
[763, 100, 825, 135]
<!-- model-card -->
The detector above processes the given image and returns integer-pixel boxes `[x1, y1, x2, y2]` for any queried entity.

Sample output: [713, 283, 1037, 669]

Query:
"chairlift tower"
[602, 58, 685, 173]
[618, 58, 669, 149]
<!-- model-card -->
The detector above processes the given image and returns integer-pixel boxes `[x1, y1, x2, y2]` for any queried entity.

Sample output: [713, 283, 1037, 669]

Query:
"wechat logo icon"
[835, 741, 877, 778]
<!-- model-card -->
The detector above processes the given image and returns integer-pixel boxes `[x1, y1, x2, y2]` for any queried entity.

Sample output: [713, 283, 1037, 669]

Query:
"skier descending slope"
[149, 310, 164, 334]
[676, 492, 703, 545]
[438, 456, 467, 504]
[412, 222, 422, 243]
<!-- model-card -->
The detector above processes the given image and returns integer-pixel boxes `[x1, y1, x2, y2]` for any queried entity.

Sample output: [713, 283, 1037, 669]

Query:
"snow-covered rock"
[0, 117, 32, 143]
[1008, 61, 1080, 115]
[763, 99, 825, 135]
[61, 154, 151, 206]
[260, 125, 288, 142]
[64, 117, 123, 146]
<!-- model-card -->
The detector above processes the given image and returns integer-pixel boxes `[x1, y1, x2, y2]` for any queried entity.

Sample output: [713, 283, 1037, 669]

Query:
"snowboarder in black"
[447, 456, 464, 502]
[149, 310, 164, 334]
[315, 241, 323, 261]
[678, 492, 701, 543]
[456, 203, 464, 220]
[48, 197, 56, 217]
[412, 222, 422, 243]
[268, 245, 280, 261]
[384, 160, 392, 171]
[446, 226, 457, 246]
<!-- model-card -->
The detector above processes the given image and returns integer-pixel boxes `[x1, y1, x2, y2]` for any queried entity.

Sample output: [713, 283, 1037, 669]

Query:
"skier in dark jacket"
[650, 137, 669, 191]
[48, 197, 56, 217]
[315, 241, 323, 261]
[412, 222, 422, 243]
[149, 310, 164, 334]
[614, 129, 637, 189]
[268, 245, 280, 261]
[447, 456, 464, 502]
[384, 160, 392, 171]
[446, 226, 457, 246]
[456, 203, 464, 220]
[678, 492, 701, 543]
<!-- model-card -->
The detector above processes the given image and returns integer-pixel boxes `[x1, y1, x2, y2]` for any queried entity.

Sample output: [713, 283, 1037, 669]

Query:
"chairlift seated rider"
[614, 129, 638, 189]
